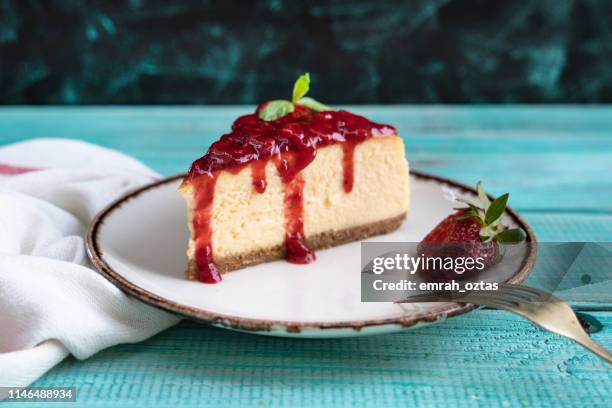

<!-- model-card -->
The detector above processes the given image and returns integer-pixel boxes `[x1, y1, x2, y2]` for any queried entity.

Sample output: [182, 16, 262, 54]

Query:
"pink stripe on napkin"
[0, 163, 41, 175]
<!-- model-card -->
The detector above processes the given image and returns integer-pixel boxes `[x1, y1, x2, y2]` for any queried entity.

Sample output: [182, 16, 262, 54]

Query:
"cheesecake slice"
[180, 74, 409, 283]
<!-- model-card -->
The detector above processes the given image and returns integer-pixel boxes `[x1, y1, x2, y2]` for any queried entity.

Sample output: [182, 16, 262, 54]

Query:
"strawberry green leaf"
[480, 225, 496, 238]
[494, 228, 526, 243]
[477, 181, 491, 209]
[455, 199, 482, 214]
[298, 96, 334, 112]
[452, 213, 475, 221]
[487, 215, 503, 227]
[292, 73, 310, 103]
[455, 198, 473, 205]
[485, 193, 509, 225]
[258, 100, 295, 122]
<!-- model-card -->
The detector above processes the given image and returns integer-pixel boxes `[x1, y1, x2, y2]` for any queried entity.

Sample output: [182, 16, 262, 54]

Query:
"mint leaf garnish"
[297, 96, 334, 112]
[292, 73, 310, 103]
[258, 100, 295, 122]
[258, 73, 333, 121]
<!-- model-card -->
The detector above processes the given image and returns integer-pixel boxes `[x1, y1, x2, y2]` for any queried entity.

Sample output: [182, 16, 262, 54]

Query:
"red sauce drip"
[192, 174, 222, 283]
[185, 104, 395, 283]
[250, 160, 268, 194]
[342, 141, 358, 193]
[275, 158, 316, 264]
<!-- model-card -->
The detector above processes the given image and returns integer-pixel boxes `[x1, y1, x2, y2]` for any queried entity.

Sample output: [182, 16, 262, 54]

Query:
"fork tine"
[399, 283, 612, 363]
[499, 284, 550, 300]
[575, 332, 612, 363]
[396, 293, 440, 302]
[496, 286, 549, 303]
[397, 290, 520, 309]
[498, 290, 612, 363]
[494, 287, 536, 302]
[499, 283, 541, 294]
[463, 293, 520, 309]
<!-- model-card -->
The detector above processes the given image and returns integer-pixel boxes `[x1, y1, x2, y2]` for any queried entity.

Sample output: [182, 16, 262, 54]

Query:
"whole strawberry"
[417, 181, 526, 280]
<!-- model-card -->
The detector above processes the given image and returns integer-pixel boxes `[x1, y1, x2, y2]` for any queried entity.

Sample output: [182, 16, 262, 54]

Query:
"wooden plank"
[522, 212, 612, 242]
[26, 311, 612, 408]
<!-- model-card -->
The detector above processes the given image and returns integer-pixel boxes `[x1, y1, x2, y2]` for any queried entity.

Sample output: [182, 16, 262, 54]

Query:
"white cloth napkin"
[0, 139, 180, 391]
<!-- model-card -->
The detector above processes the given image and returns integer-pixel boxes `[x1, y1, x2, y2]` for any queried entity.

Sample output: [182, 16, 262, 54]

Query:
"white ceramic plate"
[87, 172, 536, 338]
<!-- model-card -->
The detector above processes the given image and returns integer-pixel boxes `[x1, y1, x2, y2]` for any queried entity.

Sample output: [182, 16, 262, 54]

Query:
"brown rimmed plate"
[86, 171, 536, 338]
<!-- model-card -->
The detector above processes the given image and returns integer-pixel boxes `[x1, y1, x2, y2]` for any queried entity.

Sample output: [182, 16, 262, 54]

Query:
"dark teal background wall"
[1, 0, 611, 104]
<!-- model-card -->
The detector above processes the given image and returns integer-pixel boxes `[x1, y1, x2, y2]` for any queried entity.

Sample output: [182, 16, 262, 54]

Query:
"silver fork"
[398, 283, 611, 363]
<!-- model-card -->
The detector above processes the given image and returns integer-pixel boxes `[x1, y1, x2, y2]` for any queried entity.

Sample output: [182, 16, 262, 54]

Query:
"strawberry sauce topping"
[250, 160, 268, 194]
[185, 104, 395, 283]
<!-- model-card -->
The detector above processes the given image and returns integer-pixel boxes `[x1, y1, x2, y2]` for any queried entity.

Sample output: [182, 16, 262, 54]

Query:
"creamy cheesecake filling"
[181, 106, 404, 283]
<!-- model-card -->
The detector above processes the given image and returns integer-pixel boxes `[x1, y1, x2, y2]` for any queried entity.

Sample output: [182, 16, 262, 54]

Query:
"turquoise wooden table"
[1, 106, 611, 407]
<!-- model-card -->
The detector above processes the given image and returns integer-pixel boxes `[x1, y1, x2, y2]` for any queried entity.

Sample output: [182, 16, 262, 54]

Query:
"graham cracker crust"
[186, 212, 407, 279]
